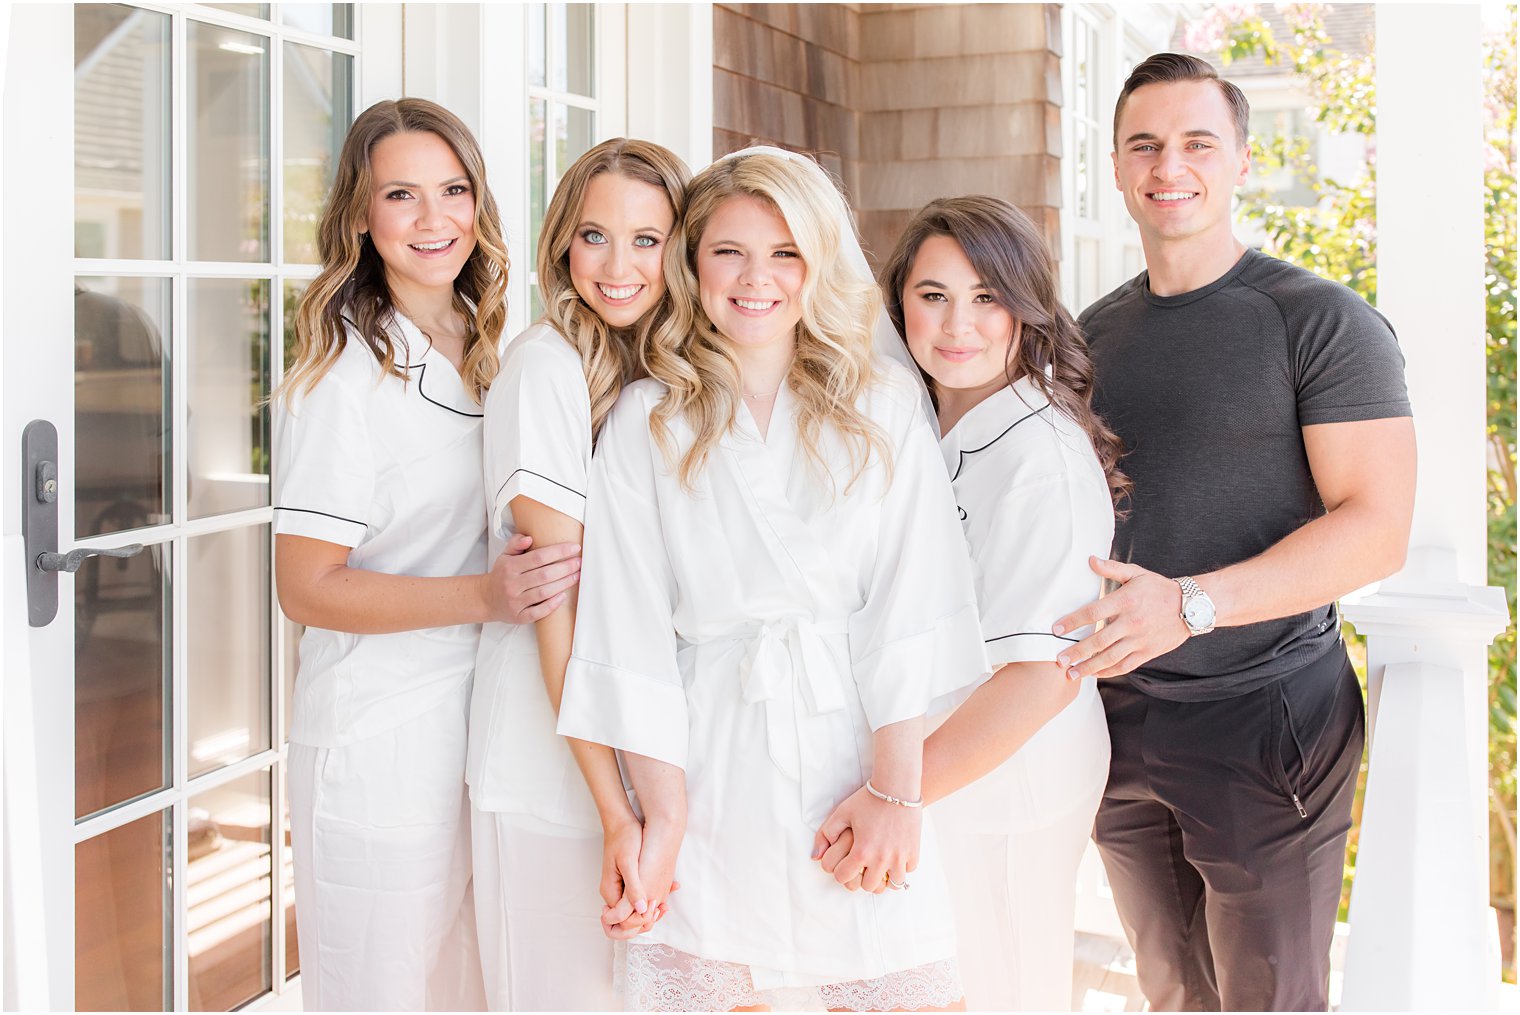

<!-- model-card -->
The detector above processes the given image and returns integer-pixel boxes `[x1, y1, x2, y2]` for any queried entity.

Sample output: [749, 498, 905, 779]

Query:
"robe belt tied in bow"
[735, 616, 852, 783]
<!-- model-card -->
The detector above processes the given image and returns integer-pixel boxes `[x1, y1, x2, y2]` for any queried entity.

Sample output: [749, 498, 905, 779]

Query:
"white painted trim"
[359, 3, 403, 106]
[1339, 8, 1504, 1009]
[2, 6, 77, 1004]
[244, 974, 303, 1011]
[478, 3, 532, 337]
[72, 749, 283, 844]
[1057, 3, 1160, 312]
[625, 2, 712, 171]
[597, 4, 629, 140]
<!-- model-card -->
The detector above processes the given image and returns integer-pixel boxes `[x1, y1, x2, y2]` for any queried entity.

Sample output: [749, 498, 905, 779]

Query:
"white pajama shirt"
[466, 324, 615, 1010]
[273, 312, 488, 1011]
[929, 376, 1114, 1011]
[558, 365, 991, 993]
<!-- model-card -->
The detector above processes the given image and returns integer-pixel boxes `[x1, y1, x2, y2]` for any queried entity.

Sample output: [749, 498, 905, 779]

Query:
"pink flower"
[1281, 4, 1323, 34]
[1182, 11, 1228, 53]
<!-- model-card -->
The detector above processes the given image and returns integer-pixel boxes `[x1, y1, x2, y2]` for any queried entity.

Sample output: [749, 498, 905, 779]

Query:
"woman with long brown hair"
[821, 195, 1125, 1010]
[273, 98, 557, 1011]
[466, 137, 690, 1010]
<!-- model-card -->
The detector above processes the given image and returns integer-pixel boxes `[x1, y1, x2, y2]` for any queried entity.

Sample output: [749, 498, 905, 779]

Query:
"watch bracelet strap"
[1177, 575, 1204, 599]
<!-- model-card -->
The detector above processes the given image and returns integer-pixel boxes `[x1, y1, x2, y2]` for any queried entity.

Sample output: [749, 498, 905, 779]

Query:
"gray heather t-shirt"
[1080, 248, 1411, 701]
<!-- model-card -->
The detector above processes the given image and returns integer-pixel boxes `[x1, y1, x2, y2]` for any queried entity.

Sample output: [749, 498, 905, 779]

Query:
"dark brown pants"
[1093, 645, 1364, 1012]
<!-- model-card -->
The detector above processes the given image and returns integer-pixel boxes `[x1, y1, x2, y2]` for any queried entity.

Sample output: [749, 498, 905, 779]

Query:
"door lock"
[21, 420, 145, 627]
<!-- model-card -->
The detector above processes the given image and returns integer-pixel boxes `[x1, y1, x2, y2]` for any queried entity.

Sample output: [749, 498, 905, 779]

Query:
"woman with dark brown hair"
[822, 195, 1127, 1010]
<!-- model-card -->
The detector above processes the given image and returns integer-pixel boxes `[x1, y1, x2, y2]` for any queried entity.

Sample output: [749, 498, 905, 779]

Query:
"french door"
[2, 4, 375, 1009]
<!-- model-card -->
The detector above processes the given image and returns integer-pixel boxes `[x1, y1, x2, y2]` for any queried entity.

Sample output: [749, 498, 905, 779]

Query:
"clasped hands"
[810, 783, 922, 893]
[597, 814, 683, 940]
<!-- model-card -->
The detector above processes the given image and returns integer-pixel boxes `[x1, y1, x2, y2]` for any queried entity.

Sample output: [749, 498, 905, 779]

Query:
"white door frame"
[3, 4, 79, 1007]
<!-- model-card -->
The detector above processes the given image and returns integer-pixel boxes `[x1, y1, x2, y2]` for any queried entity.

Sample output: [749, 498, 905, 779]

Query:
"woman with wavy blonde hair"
[467, 137, 689, 1010]
[273, 98, 549, 1011]
[557, 148, 990, 1011]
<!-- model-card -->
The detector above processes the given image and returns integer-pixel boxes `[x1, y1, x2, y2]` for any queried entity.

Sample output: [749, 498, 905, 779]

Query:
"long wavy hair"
[537, 138, 690, 441]
[281, 98, 508, 404]
[647, 152, 890, 493]
[880, 195, 1131, 508]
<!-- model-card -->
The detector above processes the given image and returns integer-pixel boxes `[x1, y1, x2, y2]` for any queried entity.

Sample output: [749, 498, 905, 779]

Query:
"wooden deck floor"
[1072, 931, 1147, 1011]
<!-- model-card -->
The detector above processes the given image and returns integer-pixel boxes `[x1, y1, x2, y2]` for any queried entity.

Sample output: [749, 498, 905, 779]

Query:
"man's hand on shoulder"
[1052, 558, 1192, 680]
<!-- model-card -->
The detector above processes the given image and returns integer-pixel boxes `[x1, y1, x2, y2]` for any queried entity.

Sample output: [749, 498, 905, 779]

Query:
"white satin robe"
[558, 365, 991, 989]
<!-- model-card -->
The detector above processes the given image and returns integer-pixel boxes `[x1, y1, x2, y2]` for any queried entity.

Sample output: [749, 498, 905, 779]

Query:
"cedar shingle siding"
[713, 3, 1063, 268]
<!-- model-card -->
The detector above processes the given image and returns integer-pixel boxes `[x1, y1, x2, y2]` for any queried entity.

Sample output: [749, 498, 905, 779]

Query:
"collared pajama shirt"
[273, 313, 488, 748]
[558, 363, 992, 988]
[932, 376, 1114, 833]
[467, 323, 600, 832]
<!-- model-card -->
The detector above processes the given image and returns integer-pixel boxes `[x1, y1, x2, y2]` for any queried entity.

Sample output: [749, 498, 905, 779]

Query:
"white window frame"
[1059, 3, 1177, 311]
[508, 2, 628, 336]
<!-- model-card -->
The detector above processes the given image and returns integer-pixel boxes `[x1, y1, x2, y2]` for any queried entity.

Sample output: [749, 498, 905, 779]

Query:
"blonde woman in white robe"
[822, 196, 1126, 1011]
[557, 150, 990, 1012]
[468, 138, 690, 1011]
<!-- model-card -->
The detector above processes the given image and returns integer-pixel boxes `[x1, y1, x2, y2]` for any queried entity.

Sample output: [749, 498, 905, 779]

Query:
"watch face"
[1183, 597, 1215, 628]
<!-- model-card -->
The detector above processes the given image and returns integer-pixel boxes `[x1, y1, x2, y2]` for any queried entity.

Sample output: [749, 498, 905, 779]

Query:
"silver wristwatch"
[1176, 576, 1216, 636]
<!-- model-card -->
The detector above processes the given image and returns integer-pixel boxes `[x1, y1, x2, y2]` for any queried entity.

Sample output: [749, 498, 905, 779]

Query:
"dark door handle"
[36, 544, 143, 574]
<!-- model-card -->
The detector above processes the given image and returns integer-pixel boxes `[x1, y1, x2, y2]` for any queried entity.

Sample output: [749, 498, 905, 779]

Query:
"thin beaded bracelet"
[865, 779, 923, 808]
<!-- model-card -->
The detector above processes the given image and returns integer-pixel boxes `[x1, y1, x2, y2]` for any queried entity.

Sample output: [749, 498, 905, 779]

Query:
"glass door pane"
[283, 43, 353, 263]
[280, 785, 299, 979]
[187, 278, 271, 518]
[188, 22, 270, 261]
[187, 526, 272, 777]
[75, 544, 171, 820]
[76, 810, 173, 1011]
[187, 772, 273, 1009]
[281, 4, 355, 40]
[74, 276, 172, 537]
[74, 4, 171, 260]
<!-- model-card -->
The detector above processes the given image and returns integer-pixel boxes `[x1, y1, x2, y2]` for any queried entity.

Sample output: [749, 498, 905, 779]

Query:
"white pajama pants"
[288, 691, 487, 1012]
[470, 809, 617, 1011]
[933, 680, 1110, 1012]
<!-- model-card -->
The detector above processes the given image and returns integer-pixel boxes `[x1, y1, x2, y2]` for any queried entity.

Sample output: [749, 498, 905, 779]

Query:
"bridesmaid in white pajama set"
[274, 99, 557, 1012]
[466, 138, 690, 1011]
[558, 149, 991, 1012]
[871, 196, 1127, 1011]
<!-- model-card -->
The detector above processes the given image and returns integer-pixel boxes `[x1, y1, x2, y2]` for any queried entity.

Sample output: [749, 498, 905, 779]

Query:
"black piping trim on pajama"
[340, 314, 485, 418]
[274, 506, 367, 529]
[409, 361, 484, 418]
[494, 468, 587, 504]
[949, 404, 1050, 481]
[986, 630, 1079, 646]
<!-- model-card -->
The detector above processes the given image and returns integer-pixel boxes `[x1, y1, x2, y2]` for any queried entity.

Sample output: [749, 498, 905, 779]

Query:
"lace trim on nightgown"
[619, 941, 963, 1012]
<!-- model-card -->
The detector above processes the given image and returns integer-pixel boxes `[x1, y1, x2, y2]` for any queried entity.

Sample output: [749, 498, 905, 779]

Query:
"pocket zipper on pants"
[1281, 691, 1310, 820]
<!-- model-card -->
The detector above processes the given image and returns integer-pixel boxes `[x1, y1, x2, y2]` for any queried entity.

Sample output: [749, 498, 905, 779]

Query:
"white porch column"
[1340, 5, 1510, 1010]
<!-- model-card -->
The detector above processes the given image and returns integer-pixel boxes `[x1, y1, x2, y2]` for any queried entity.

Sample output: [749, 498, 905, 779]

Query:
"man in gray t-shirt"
[1052, 54, 1415, 1011]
